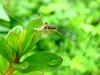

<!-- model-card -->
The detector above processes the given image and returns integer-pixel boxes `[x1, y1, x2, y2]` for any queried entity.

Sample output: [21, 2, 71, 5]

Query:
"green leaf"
[12, 52, 63, 73]
[7, 26, 23, 38]
[0, 26, 23, 62]
[0, 26, 10, 32]
[21, 30, 42, 56]
[20, 18, 56, 56]
[0, 36, 12, 61]
[21, 18, 43, 56]
[27, 17, 43, 29]
[12, 71, 43, 75]
[0, 4, 10, 21]
[6, 26, 23, 56]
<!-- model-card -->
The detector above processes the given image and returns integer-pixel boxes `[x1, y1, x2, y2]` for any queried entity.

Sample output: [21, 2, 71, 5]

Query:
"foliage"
[0, 17, 62, 75]
[0, 0, 100, 75]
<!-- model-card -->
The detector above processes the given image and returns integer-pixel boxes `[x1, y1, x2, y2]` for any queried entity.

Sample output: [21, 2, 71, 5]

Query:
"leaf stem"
[3, 56, 20, 75]
[3, 65, 14, 75]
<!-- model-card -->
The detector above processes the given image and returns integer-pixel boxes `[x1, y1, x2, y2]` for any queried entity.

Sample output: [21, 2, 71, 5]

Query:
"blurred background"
[0, 0, 100, 75]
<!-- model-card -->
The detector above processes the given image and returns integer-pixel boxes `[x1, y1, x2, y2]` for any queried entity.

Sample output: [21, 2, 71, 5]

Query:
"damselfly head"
[44, 22, 56, 30]
[33, 22, 56, 31]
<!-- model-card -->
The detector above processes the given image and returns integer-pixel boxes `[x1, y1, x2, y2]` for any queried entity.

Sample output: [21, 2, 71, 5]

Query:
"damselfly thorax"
[44, 22, 56, 30]
[33, 22, 56, 31]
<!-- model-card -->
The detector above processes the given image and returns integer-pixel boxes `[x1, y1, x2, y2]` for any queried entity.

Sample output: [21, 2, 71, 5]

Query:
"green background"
[0, 0, 100, 75]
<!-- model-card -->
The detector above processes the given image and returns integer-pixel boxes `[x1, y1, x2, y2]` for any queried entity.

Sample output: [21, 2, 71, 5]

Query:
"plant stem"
[3, 65, 14, 75]
[3, 56, 20, 75]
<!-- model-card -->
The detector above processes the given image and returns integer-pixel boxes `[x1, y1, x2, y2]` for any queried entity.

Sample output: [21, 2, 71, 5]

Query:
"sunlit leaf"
[21, 18, 43, 56]
[0, 36, 12, 61]
[26, 17, 43, 29]
[21, 30, 42, 56]
[6, 26, 23, 57]
[0, 4, 10, 21]
[12, 52, 63, 73]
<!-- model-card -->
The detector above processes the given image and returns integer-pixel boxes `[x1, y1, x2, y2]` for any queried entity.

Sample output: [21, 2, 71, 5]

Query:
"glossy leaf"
[0, 27, 24, 62]
[21, 30, 42, 55]
[0, 4, 10, 21]
[12, 52, 63, 73]
[0, 36, 12, 61]
[21, 18, 43, 56]
[6, 26, 23, 57]
[27, 17, 43, 29]
[7, 26, 23, 38]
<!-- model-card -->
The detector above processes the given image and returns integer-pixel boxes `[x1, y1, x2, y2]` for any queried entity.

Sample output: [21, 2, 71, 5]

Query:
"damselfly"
[33, 22, 56, 31]
[7, 12, 79, 48]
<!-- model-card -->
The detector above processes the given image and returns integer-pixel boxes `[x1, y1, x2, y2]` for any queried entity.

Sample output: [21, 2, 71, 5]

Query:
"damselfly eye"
[44, 22, 49, 29]
[44, 26, 48, 29]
